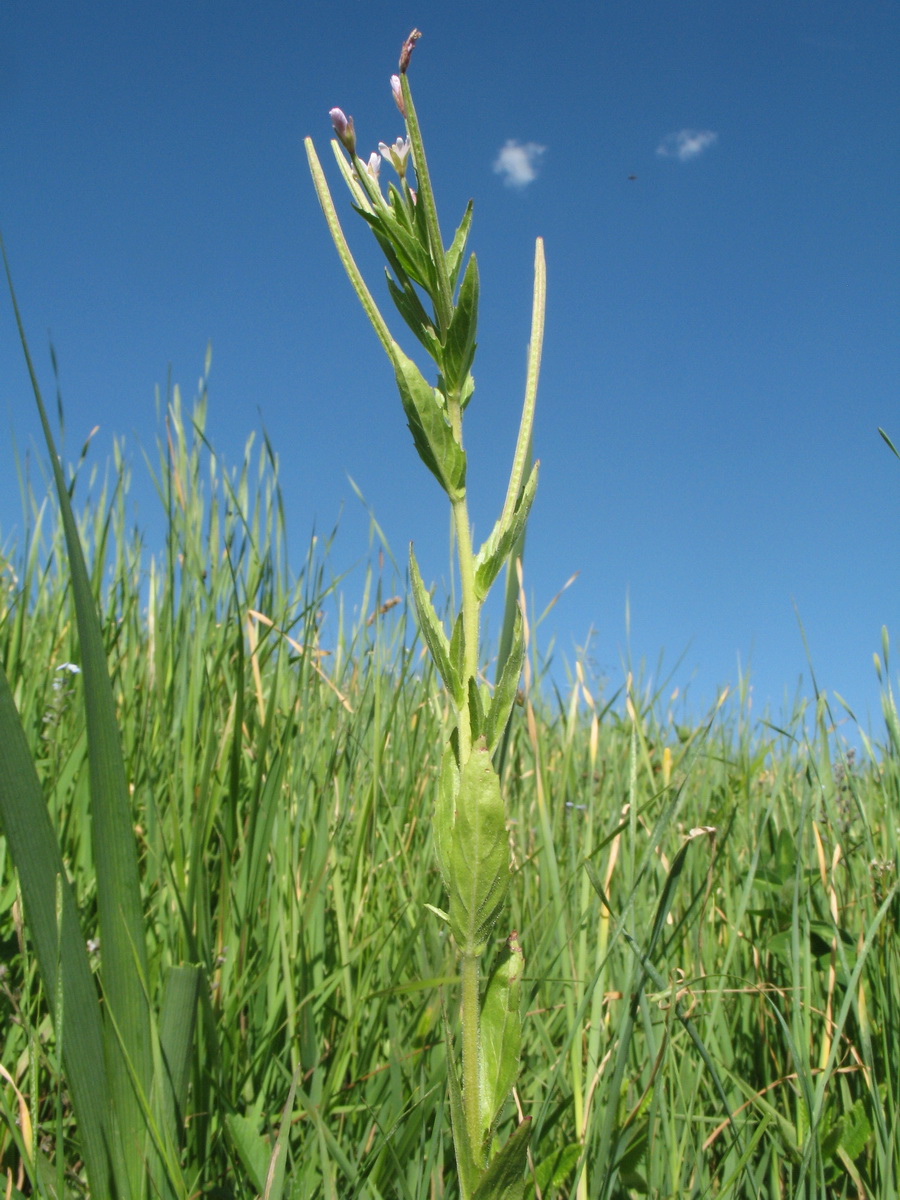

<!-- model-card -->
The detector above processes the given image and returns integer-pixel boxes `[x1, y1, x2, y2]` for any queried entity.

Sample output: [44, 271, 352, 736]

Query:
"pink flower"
[390, 75, 406, 118]
[329, 108, 356, 156]
[378, 136, 411, 179]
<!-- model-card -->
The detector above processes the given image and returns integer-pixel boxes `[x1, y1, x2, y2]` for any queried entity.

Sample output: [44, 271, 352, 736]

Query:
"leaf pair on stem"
[305, 30, 546, 1200]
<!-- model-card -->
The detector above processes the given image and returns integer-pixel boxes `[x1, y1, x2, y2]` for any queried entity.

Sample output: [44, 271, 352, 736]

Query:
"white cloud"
[493, 139, 546, 188]
[656, 129, 718, 162]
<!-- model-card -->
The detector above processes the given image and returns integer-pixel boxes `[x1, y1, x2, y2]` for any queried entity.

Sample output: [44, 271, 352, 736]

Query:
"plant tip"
[329, 107, 356, 156]
[399, 28, 421, 74]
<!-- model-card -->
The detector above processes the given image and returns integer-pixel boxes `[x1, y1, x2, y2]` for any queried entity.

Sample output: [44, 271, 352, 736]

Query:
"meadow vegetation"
[0, 384, 898, 1198]
[2, 33, 899, 1200]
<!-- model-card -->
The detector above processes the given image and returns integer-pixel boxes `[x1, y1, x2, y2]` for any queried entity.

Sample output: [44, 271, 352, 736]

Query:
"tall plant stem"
[461, 951, 482, 1169]
[447, 381, 480, 760]
[448, 397, 483, 1167]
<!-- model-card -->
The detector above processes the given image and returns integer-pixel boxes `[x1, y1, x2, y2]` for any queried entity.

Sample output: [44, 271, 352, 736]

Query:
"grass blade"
[3, 236, 153, 1196]
[0, 661, 114, 1198]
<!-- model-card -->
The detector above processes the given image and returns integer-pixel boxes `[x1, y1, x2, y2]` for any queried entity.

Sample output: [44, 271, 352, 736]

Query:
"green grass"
[1, 380, 899, 1198]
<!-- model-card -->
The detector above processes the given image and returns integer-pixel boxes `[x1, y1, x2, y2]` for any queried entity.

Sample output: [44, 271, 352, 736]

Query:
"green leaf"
[358, 199, 432, 289]
[0, 664, 113, 1200]
[449, 611, 467, 702]
[391, 342, 466, 498]
[460, 370, 476, 411]
[386, 272, 441, 360]
[479, 933, 524, 1141]
[839, 1098, 873, 1161]
[448, 740, 510, 955]
[523, 1143, 583, 1200]
[409, 547, 462, 703]
[157, 965, 202, 1143]
[399, 72, 454, 331]
[773, 828, 797, 882]
[226, 1113, 270, 1195]
[446, 200, 474, 291]
[468, 677, 486, 744]
[3, 237, 153, 1199]
[485, 609, 525, 756]
[879, 426, 900, 460]
[472, 1118, 533, 1200]
[474, 462, 538, 601]
[617, 1122, 649, 1187]
[442, 253, 479, 393]
[438, 369, 475, 412]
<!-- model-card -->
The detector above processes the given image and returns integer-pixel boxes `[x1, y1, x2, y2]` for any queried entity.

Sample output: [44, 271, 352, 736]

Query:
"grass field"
[1, 382, 899, 1198]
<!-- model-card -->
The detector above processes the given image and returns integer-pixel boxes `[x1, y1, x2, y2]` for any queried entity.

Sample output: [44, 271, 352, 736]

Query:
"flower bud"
[390, 74, 406, 118]
[399, 28, 421, 74]
[329, 107, 356, 156]
[365, 151, 381, 183]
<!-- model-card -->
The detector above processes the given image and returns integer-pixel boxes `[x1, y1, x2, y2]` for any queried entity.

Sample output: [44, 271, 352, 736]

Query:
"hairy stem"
[460, 951, 482, 1170]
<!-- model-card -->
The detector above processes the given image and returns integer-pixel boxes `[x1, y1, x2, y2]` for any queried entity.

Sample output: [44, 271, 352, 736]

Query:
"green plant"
[305, 30, 545, 1200]
[0, 238, 201, 1200]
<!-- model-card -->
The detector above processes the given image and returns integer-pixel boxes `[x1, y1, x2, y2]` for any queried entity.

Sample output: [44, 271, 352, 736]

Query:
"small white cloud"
[656, 129, 718, 162]
[493, 139, 546, 188]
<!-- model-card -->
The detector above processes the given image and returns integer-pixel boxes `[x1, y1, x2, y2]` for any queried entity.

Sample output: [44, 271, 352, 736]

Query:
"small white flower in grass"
[52, 662, 81, 692]
[378, 136, 411, 179]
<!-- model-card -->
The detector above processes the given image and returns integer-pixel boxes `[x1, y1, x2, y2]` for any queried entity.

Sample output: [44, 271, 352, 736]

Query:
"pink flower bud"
[390, 75, 406, 118]
[329, 107, 356, 156]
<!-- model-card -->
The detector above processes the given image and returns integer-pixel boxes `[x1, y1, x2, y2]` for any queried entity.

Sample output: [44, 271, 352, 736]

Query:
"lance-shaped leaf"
[474, 461, 538, 601]
[439, 371, 475, 413]
[0, 664, 114, 1199]
[479, 932, 524, 1142]
[3, 238, 151, 1199]
[446, 200, 474, 292]
[409, 546, 462, 703]
[472, 1118, 533, 1200]
[485, 608, 525, 756]
[399, 72, 454, 332]
[442, 253, 479, 394]
[434, 739, 459, 890]
[156, 965, 202, 1143]
[449, 611, 467, 701]
[225, 1113, 269, 1196]
[359, 200, 432, 291]
[448, 740, 510, 955]
[386, 273, 441, 361]
[392, 342, 467, 498]
[459, 370, 476, 412]
[467, 677, 486, 744]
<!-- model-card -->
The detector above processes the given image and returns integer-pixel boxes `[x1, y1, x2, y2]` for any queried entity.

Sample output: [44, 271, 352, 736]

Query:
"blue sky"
[2, 1, 898, 744]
